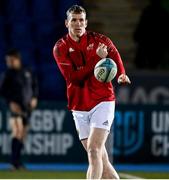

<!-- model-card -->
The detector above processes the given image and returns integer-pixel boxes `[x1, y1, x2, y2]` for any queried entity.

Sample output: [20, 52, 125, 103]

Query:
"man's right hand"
[9, 102, 22, 114]
[96, 43, 108, 59]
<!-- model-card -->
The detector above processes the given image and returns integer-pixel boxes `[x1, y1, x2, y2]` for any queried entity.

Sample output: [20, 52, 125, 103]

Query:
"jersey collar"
[67, 31, 87, 50]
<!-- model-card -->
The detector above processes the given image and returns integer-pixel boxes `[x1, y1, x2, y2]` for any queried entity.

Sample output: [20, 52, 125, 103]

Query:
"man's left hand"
[30, 97, 38, 110]
[117, 74, 131, 84]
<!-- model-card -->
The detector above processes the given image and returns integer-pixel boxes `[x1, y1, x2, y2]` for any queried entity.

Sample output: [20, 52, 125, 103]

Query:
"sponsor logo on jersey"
[69, 47, 75, 52]
[87, 43, 94, 50]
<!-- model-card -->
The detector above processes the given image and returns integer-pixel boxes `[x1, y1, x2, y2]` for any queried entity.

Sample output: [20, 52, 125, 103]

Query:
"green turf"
[0, 171, 86, 179]
[0, 170, 169, 179]
[125, 172, 169, 179]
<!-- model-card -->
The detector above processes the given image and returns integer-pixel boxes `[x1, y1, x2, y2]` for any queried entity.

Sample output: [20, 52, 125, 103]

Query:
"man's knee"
[87, 146, 102, 162]
[18, 129, 25, 139]
[12, 128, 24, 139]
[11, 128, 18, 137]
[10, 115, 24, 139]
[17, 122, 25, 139]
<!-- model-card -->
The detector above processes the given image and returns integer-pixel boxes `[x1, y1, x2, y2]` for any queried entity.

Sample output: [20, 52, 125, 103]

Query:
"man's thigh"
[88, 128, 109, 149]
[72, 101, 115, 140]
[72, 111, 90, 140]
[90, 101, 115, 132]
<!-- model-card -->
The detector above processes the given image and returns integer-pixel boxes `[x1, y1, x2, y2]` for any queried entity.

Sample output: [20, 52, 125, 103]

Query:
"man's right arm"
[53, 43, 100, 84]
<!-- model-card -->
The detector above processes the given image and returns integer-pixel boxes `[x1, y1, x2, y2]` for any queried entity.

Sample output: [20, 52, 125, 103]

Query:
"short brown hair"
[5, 49, 21, 59]
[66, 5, 86, 18]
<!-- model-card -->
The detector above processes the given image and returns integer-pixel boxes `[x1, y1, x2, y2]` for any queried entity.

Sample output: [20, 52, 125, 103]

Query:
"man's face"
[65, 12, 87, 39]
[5, 56, 21, 69]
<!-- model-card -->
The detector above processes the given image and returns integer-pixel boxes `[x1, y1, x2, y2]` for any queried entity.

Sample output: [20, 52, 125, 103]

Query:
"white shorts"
[72, 101, 115, 140]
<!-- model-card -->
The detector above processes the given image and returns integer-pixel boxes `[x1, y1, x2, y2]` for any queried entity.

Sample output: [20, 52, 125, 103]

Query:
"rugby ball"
[94, 58, 117, 82]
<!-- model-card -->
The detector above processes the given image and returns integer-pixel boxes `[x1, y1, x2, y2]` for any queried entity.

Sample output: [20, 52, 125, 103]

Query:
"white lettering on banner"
[62, 134, 73, 154]
[30, 110, 41, 131]
[164, 136, 169, 156]
[152, 111, 169, 133]
[150, 87, 169, 104]
[0, 133, 74, 156]
[152, 135, 162, 156]
[43, 110, 55, 131]
[0, 108, 74, 157]
[6, 111, 11, 131]
[132, 87, 148, 104]
[24, 133, 73, 155]
[117, 86, 169, 104]
[151, 111, 169, 156]
[0, 133, 11, 154]
[53, 111, 66, 131]
[44, 134, 57, 155]
[30, 110, 65, 132]
[152, 135, 169, 156]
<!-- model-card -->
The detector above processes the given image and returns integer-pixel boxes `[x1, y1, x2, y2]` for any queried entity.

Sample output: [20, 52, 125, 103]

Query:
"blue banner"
[113, 105, 169, 163]
[0, 101, 169, 164]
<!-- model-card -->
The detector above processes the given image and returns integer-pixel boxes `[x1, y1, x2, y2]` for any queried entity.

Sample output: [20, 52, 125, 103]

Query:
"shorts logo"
[103, 120, 109, 126]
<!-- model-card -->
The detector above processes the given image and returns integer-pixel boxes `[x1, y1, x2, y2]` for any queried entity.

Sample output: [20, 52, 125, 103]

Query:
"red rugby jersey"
[53, 31, 125, 111]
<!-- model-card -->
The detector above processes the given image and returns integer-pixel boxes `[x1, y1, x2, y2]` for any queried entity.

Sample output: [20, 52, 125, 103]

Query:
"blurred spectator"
[134, 0, 169, 70]
[0, 0, 83, 101]
[0, 49, 38, 170]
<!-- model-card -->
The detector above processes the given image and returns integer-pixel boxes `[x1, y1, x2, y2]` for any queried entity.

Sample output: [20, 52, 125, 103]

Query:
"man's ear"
[85, 19, 88, 28]
[65, 19, 68, 28]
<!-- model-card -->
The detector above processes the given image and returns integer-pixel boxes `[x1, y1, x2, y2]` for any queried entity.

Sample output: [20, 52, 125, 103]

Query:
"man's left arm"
[104, 37, 131, 84]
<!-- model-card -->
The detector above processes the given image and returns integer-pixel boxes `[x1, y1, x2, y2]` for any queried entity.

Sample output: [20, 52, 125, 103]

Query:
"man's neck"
[69, 34, 80, 42]
[14, 65, 22, 70]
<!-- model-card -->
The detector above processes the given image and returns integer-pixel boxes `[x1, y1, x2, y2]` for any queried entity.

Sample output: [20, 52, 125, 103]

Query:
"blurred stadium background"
[0, 0, 169, 179]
